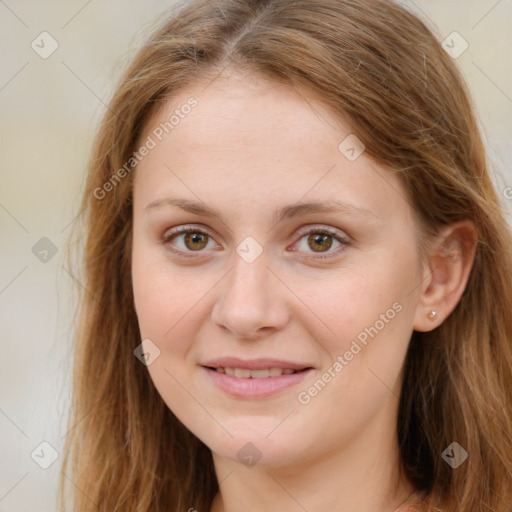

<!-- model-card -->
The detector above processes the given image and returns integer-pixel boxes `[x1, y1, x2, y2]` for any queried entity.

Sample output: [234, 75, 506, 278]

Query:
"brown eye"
[291, 226, 351, 260]
[183, 232, 209, 251]
[307, 233, 333, 253]
[162, 226, 217, 256]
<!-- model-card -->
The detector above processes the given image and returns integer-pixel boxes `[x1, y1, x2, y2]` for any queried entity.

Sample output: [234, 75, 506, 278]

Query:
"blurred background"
[0, 1, 511, 510]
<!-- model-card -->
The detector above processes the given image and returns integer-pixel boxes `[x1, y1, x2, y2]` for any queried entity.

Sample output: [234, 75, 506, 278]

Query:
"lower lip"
[202, 367, 315, 399]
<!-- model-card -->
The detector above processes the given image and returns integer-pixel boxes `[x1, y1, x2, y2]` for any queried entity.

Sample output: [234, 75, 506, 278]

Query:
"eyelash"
[160, 224, 351, 260]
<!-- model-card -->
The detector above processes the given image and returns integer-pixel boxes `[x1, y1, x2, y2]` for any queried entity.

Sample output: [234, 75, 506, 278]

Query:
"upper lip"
[201, 357, 313, 371]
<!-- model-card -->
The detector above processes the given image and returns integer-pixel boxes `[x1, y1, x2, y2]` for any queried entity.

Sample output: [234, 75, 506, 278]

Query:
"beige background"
[0, 1, 511, 510]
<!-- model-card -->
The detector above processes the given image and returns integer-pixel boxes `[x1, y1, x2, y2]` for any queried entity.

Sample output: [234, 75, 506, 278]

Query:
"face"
[131, 69, 425, 469]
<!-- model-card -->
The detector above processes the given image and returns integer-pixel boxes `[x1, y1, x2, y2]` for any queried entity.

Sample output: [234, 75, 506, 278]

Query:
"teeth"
[215, 367, 299, 378]
[234, 368, 251, 378]
[251, 369, 270, 379]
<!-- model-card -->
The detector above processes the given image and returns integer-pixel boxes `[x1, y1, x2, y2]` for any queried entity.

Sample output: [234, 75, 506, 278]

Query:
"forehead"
[133, 71, 410, 225]
[154, 72, 343, 150]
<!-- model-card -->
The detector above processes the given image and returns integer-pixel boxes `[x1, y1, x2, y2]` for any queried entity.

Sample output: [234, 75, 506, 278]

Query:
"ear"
[413, 220, 477, 332]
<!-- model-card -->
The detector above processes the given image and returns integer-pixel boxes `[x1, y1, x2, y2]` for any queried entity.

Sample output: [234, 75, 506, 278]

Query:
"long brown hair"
[60, 0, 512, 510]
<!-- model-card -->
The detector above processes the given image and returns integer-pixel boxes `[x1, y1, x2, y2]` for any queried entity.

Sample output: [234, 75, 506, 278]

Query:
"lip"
[200, 357, 315, 399]
[201, 357, 313, 371]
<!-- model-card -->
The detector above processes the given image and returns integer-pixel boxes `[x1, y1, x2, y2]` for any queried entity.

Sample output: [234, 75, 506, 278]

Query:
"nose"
[210, 252, 291, 341]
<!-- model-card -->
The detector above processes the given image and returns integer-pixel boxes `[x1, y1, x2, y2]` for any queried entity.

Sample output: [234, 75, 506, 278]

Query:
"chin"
[213, 438, 306, 469]
[192, 419, 313, 469]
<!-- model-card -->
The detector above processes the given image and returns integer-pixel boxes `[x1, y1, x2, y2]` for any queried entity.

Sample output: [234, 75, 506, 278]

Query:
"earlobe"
[413, 220, 477, 333]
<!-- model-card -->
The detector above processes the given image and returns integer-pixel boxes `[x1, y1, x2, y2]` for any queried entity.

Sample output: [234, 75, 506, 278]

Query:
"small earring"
[427, 310, 437, 321]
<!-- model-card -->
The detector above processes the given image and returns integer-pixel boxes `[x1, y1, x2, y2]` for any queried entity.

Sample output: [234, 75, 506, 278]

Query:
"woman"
[60, 0, 512, 510]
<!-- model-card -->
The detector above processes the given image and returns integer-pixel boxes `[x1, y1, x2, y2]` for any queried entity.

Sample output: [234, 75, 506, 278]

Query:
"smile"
[209, 367, 298, 378]
[201, 365, 314, 399]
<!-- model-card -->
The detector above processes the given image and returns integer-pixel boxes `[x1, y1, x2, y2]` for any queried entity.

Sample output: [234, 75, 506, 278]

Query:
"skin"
[131, 67, 476, 512]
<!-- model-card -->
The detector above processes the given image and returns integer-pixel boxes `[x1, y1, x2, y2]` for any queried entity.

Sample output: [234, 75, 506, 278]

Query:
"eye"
[160, 224, 351, 260]
[290, 226, 351, 259]
[161, 225, 219, 256]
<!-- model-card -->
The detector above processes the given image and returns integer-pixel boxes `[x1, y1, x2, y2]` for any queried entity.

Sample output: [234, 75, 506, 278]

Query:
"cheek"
[291, 260, 415, 440]
[298, 263, 410, 348]
[132, 252, 203, 415]
[132, 239, 189, 345]
[132, 225, 187, 326]
[301, 248, 418, 393]
[133, 266, 198, 349]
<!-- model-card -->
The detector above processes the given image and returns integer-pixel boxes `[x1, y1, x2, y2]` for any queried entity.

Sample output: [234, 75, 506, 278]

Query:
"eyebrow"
[145, 197, 379, 225]
[144, 197, 378, 226]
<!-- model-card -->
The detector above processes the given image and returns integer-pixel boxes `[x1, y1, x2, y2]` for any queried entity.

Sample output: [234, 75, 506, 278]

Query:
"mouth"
[205, 366, 307, 378]
[200, 358, 315, 398]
